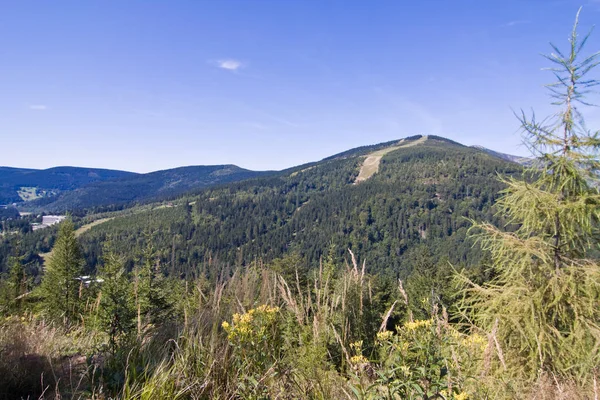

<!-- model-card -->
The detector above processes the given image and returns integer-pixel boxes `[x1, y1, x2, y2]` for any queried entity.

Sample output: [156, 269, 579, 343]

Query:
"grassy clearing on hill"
[354, 135, 428, 183]
[17, 187, 45, 202]
[75, 218, 115, 236]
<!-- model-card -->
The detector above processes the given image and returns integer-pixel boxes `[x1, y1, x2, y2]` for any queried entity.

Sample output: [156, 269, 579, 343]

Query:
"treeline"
[23, 165, 269, 214]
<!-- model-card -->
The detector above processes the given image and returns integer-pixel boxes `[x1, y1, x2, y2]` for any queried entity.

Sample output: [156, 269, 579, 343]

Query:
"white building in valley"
[32, 215, 67, 231]
[42, 215, 66, 226]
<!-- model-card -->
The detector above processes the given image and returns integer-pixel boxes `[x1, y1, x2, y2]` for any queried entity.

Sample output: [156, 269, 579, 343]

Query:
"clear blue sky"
[1, 0, 599, 173]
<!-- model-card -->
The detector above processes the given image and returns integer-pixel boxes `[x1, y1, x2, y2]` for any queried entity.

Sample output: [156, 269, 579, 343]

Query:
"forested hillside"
[32, 164, 270, 212]
[0, 166, 136, 204]
[77, 136, 521, 276]
[0, 136, 518, 280]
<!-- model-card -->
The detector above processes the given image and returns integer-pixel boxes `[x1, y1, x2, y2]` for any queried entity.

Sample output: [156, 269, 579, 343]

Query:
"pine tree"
[40, 218, 84, 325]
[406, 247, 454, 320]
[460, 9, 600, 387]
[98, 245, 135, 350]
[0, 248, 26, 315]
[7, 252, 26, 313]
[133, 238, 172, 330]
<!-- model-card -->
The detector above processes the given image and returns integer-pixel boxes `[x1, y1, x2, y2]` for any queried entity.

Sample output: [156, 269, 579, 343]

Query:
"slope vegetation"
[75, 136, 522, 275]
[0, 166, 136, 204]
[28, 165, 269, 212]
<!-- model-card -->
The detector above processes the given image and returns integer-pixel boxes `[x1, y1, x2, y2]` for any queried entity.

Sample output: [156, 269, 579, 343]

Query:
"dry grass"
[0, 316, 101, 399]
[3, 257, 597, 399]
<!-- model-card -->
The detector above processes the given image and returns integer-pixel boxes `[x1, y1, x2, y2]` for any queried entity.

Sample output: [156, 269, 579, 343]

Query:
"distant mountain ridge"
[2, 137, 531, 212]
[470, 145, 532, 165]
[0, 166, 137, 204]
[1, 135, 533, 277]
[25, 165, 269, 212]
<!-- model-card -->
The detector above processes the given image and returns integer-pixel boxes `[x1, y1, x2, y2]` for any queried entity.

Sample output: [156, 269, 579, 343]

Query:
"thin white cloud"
[29, 104, 48, 110]
[502, 20, 531, 27]
[241, 122, 269, 130]
[262, 113, 299, 128]
[213, 59, 244, 71]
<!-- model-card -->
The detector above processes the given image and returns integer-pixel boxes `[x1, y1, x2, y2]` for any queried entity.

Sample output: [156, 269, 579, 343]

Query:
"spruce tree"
[460, 9, 600, 387]
[133, 239, 170, 329]
[0, 249, 26, 315]
[40, 218, 84, 325]
[7, 252, 26, 313]
[98, 245, 135, 350]
[406, 247, 455, 320]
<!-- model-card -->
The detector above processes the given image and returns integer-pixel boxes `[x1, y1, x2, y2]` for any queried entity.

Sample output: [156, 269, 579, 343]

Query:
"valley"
[1, 165, 267, 213]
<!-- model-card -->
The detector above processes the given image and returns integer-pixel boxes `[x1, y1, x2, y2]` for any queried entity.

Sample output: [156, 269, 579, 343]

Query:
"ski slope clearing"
[354, 136, 428, 183]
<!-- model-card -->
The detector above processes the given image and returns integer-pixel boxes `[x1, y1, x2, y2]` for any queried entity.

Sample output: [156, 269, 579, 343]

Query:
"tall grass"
[1, 253, 597, 399]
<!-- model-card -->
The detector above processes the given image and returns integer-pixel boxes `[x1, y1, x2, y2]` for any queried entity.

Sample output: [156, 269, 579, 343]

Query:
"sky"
[1, 0, 599, 173]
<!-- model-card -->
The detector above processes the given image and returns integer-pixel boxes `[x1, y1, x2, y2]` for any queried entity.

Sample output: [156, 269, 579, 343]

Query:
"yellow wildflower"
[399, 365, 411, 376]
[461, 333, 487, 353]
[403, 319, 432, 331]
[376, 330, 393, 342]
[350, 340, 363, 350]
[240, 313, 253, 324]
[454, 392, 468, 400]
[350, 354, 368, 365]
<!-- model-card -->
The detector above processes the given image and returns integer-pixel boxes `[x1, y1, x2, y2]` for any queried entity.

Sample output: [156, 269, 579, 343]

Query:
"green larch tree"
[460, 9, 600, 387]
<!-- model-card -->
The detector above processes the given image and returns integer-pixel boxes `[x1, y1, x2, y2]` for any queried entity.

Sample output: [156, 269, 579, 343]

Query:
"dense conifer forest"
[76, 137, 520, 277]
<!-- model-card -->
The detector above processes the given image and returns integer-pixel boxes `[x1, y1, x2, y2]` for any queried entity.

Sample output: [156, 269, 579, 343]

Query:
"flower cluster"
[376, 330, 393, 341]
[461, 332, 487, 353]
[403, 319, 432, 331]
[440, 390, 469, 400]
[349, 340, 368, 365]
[221, 305, 280, 341]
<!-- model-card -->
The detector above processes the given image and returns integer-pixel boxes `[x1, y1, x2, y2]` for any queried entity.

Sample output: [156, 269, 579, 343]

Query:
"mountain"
[3, 141, 526, 213]
[470, 145, 532, 165]
[29, 165, 269, 212]
[71, 135, 523, 276]
[0, 166, 137, 205]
